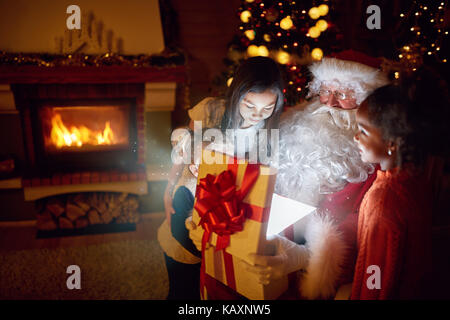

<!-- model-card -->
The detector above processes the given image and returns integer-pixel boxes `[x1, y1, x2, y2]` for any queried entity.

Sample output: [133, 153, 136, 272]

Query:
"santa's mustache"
[311, 104, 358, 131]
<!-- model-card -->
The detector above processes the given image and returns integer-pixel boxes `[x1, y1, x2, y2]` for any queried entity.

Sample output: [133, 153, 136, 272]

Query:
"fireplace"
[0, 62, 185, 233]
[34, 99, 137, 171]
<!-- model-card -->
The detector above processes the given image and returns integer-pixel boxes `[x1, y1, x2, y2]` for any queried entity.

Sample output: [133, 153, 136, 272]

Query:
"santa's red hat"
[330, 49, 382, 69]
[307, 50, 389, 104]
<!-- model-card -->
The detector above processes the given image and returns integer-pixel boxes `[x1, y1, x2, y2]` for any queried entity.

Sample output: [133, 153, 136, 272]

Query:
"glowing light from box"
[267, 194, 316, 237]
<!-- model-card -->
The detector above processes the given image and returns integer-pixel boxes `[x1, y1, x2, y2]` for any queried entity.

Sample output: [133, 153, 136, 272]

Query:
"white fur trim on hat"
[307, 57, 389, 104]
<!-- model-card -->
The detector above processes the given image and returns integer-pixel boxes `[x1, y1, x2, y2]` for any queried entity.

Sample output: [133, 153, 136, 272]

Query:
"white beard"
[274, 99, 374, 206]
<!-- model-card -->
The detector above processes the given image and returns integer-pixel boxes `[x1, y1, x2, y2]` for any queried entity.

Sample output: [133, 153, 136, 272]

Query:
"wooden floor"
[0, 212, 165, 251]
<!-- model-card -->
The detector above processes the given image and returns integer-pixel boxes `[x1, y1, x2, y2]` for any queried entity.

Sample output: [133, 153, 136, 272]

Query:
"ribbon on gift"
[195, 162, 260, 251]
[196, 162, 260, 297]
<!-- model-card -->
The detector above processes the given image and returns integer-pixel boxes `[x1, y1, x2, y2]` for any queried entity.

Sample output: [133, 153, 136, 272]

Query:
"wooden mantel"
[0, 65, 186, 84]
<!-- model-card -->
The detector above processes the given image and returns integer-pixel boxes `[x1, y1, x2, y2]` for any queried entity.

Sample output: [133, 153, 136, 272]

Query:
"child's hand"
[163, 191, 175, 225]
[185, 216, 208, 251]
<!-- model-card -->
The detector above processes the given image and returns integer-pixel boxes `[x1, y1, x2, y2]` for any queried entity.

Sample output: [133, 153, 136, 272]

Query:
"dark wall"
[164, 0, 242, 112]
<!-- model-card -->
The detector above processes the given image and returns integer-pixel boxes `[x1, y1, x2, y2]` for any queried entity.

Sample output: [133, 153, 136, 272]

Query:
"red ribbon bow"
[194, 163, 260, 251]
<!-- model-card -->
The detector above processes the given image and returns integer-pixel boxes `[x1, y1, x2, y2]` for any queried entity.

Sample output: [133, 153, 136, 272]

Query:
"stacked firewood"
[36, 192, 140, 231]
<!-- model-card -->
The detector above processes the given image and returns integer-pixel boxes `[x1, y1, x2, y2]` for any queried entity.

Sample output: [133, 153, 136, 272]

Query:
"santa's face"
[319, 85, 358, 110]
[354, 101, 390, 164]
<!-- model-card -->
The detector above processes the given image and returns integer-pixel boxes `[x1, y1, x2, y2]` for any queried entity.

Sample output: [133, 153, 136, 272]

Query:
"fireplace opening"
[40, 105, 130, 153]
[32, 99, 138, 171]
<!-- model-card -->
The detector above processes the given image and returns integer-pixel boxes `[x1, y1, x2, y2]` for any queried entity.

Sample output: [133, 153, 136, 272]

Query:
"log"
[101, 210, 113, 224]
[128, 196, 139, 211]
[59, 217, 74, 229]
[106, 193, 117, 210]
[46, 199, 65, 217]
[66, 203, 86, 221]
[87, 209, 101, 225]
[75, 217, 89, 229]
[88, 193, 99, 207]
[111, 207, 121, 218]
[118, 193, 128, 203]
[94, 201, 107, 214]
[37, 210, 53, 222]
[37, 219, 58, 231]
[73, 194, 90, 211]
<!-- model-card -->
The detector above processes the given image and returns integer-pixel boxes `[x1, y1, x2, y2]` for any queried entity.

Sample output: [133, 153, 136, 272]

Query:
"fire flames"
[50, 113, 115, 148]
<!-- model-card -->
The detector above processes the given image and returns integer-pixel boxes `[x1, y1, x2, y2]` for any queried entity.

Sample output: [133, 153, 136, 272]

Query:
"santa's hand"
[245, 235, 309, 285]
[185, 216, 208, 251]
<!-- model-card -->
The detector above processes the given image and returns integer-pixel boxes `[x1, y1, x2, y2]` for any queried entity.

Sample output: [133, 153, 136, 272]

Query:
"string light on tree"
[245, 30, 256, 40]
[318, 4, 329, 16]
[311, 47, 323, 60]
[316, 19, 328, 31]
[215, 0, 342, 106]
[280, 16, 294, 30]
[308, 7, 320, 19]
[308, 26, 321, 38]
[276, 50, 291, 64]
[395, 1, 448, 71]
[241, 10, 252, 23]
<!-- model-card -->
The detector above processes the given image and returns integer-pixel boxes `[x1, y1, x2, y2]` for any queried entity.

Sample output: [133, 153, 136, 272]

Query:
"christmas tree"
[213, 0, 343, 106]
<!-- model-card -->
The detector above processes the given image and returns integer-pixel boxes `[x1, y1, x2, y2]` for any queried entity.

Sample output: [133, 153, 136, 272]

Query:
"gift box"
[192, 149, 287, 300]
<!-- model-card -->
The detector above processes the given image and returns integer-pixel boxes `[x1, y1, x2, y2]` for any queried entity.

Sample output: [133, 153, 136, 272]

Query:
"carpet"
[0, 239, 169, 300]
